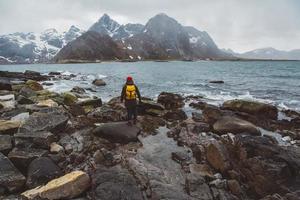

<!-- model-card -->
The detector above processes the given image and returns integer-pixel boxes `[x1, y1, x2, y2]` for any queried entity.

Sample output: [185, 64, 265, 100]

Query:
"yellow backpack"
[125, 85, 136, 100]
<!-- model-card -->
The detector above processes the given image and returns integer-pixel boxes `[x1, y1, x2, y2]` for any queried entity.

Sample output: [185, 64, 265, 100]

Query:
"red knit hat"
[127, 76, 133, 81]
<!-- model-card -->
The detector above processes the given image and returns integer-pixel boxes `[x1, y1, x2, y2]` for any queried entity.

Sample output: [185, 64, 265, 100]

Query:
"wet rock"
[206, 140, 231, 173]
[8, 148, 48, 172]
[42, 82, 54, 86]
[223, 99, 278, 120]
[76, 98, 102, 108]
[0, 152, 26, 193]
[209, 80, 224, 84]
[22, 171, 90, 200]
[19, 108, 68, 134]
[63, 92, 78, 105]
[93, 122, 140, 144]
[157, 92, 184, 110]
[0, 135, 12, 154]
[26, 157, 63, 189]
[25, 80, 43, 91]
[16, 95, 34, 105]
[70, 86, 85, 94]
[0, 78, 12, 91]
[90, 166, 143, 200]
[0, 120, 21, 134]
[14, 131, 56, 149]
[163, 109, 187, 121]
[213, 116, 261, 135]
[48, 72, 61, 76]
[36, 99, 58, 107]
[92, 79, 106, 86]
[24, 70, 40, 77]
[139, 115, 166, 133]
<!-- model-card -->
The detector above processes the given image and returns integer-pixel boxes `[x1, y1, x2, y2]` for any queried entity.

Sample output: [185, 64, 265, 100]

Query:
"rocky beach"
[0, 69, 299, 200]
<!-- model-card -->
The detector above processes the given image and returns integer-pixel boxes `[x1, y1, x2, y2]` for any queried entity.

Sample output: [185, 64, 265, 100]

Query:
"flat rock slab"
[0, 120, 21, 135]
[19, 109, 68, 134]
[14, 132, 56, 149]
[0, 153, 26, 193]
[213, 116, 261, 136]
[93, 122, 140, 144]
[22, 171, 90, 200]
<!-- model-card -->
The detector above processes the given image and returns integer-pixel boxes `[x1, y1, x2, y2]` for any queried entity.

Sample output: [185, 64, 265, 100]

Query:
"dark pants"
[127, 105, 137, 120]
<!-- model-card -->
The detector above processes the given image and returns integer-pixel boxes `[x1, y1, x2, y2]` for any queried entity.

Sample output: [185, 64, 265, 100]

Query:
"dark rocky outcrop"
[92, 79, 106, 86]
[0, 153, 26, 193]
[157, 92, 184, 110]
[90, 166, 143, 200]
[26, 157, 63, 189]
[93, 122, 140, 144]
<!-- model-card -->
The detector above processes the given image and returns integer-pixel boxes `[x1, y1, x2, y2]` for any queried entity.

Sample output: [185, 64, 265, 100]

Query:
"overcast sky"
[0, 0, 299, 53]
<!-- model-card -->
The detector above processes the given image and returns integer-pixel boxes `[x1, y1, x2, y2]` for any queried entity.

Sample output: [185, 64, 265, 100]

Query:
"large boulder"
[92, 79, 106, 86]
[163, 109, 187, 121]
[0, 78, 12, 91]
[157, 92, 184, 110]
[0, 120, 21, 134]
[14, 132, 56, 149]
[26, 157, 63, 189]
[19, 109, 68, 134]
[223, 99, 278, 120]
[8, 148, 48, 172]
[62, 92, 78, 105]
[93, 122, 140, 144]
[206, 140, 231, 173]
[22, 171, 90, 200]
[213, 116, 261, 136]
[0, 153, 26, 193]
[25, 80, 43, 91]
[90, 166, 143, 200]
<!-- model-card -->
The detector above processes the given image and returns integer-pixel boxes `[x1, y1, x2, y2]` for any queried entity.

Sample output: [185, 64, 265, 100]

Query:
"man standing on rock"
[121, 76, 142, 125]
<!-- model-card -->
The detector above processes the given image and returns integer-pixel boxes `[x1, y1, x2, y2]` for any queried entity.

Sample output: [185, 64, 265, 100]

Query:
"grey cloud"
[0, 0, 299, 52]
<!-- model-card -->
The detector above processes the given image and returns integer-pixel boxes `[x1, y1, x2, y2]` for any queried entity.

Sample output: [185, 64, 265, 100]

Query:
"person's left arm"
[135, 85, 142, 103]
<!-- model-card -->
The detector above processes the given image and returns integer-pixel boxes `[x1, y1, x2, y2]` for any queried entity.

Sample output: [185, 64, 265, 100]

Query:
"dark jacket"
[121, 82, 141, 107]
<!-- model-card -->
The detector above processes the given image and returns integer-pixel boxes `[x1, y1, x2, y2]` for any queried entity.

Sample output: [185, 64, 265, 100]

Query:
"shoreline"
[0, 70, 300, 199]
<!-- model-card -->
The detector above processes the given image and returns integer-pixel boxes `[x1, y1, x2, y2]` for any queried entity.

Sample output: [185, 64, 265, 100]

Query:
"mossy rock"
[26, 80, 43, 91]
[12, 84, 26, 92]
[63, 92, 78, 105]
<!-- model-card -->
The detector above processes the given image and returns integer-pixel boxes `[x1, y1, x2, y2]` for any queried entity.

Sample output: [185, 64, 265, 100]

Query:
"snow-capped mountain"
[0, 25, 84, 64]
[88, 14, 144, 40]
[55, 13, 233, 62]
